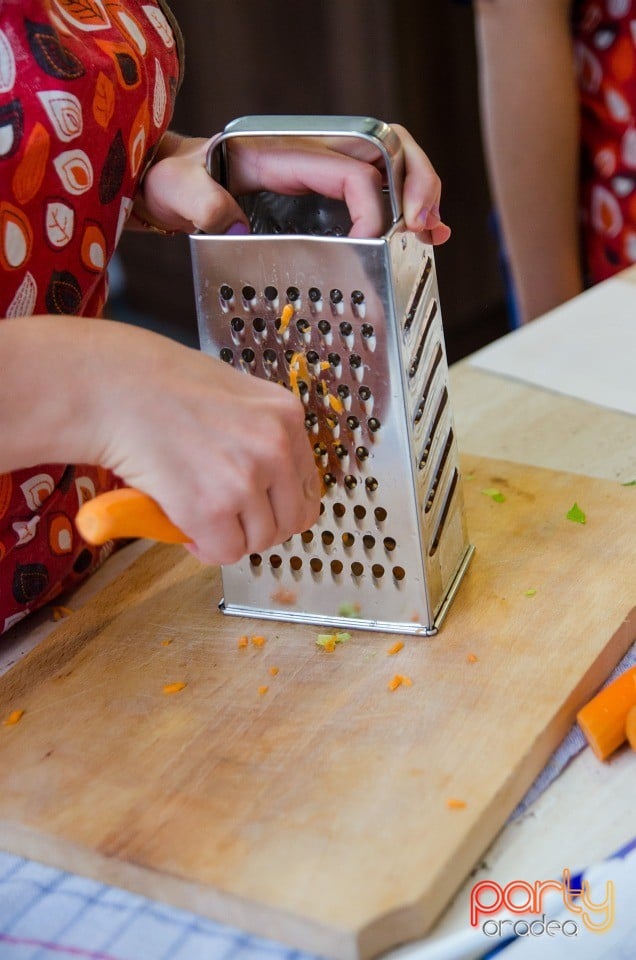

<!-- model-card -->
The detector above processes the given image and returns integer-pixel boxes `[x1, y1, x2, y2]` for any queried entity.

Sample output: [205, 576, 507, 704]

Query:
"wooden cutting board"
[0, 455, 633, 960]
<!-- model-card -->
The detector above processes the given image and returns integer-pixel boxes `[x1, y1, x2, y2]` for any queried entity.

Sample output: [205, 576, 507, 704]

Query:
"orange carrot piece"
[446, 798, 467, 810]
[271, 588, 296, 605]
[258, 685, 269, 696]
[163, 682, 186, 695]
[388, 674, 412, 691]
[52, 605, 74, 621]
[237, 635, 249, 649]
[161, 639, 173, 647]
[576, 665, 636, 760]
[626, 705, 636, 752]
[3, 709, 24, 726]
[251, 635, 266, 648]
[322, 639, 337, 652]
[328, 393, 344, 414]
[467, 653, 479, 663]
[387, 641, 404, 656]
[269, 666, 279, 677]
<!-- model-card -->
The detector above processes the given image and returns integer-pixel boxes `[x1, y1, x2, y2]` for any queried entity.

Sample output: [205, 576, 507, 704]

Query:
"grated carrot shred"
[387, 641, 404, 656]
[258, 685, 269, 695]
[446, 798, 467, 810]
[322, 639, 337, 652]
[467, 653, 479, 663]
[3, 709, 24, 726]
[238, 635, 249, 649]
[251, 635, 266, 647]
[269, 666, 279, 677]
[162, 682, 187, 695]
[271, 588, 296, 605]
[161, 639, 173, 647]
[279, 303, 294, 334]
[328, 393, 344, 414]
[388, 674, 412, 691]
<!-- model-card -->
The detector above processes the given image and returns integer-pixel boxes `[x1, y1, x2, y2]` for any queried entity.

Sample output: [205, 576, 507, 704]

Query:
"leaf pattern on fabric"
[0, 99, 24, 159]
[45, 269, 83, 314]
[24, 20, 85, 80]
[12, 123, 50, 204]
[99, 129, 126, 203]
[53, 0, 110, 29]
[92, 71, 115, 129]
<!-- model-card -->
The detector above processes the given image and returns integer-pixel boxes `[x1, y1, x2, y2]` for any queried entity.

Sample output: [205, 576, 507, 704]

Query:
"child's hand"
[135, 125, 451, 243]
[93, 322, 321, 565]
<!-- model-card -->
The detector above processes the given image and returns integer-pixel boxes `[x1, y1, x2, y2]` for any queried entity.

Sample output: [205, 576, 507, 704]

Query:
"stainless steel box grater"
[190, 116, 473, 636]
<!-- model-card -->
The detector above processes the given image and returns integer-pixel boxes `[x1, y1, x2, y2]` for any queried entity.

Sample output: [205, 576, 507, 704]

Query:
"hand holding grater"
[76, 116, 473, 636]
[190, 116, 474, 636]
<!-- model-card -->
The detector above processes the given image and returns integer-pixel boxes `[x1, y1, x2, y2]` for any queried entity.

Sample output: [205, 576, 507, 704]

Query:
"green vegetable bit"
[566, 502, 586, 524]
[481, 488, 506, 503]
[316, 631, 351, 647]
[622, 479, 636, 487]
[338, 602, 360, 618]
[524, 589, 537, 597]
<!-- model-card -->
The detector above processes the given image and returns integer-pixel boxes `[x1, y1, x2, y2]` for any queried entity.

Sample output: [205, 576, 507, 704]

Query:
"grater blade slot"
[408, 299, 438, 382]
[424, 427, 454, 514]
[428, 467, 459, 556]
[403, 255, 433, 333]
[418, 387, 449, 469]
[414, 342, 444, 427]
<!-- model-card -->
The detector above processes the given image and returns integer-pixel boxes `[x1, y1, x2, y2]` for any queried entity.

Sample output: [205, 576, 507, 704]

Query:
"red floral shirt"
[0, 0, 182, 632]
[574, 0, 636, 283]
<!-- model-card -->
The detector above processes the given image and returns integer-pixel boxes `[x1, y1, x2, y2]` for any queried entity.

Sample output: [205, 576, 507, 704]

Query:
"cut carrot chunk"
[576, 666, 636, 760]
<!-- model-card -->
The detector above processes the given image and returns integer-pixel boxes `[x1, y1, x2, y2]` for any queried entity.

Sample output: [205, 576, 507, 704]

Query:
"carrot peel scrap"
[387, 641, 404, 656]
[163, 682, 186, 695]
[3, 709, 24, 726]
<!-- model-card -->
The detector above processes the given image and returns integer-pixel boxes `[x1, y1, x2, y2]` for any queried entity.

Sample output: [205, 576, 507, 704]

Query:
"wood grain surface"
[0, 455, 633, 960]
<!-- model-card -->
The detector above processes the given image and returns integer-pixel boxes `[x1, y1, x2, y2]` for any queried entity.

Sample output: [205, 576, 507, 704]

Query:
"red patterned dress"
[574, 0, 636, 282]
[0, 0, 182, 632]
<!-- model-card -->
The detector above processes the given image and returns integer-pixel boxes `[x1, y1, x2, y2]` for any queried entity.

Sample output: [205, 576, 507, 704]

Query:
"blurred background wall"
[115, 0, 509, 361]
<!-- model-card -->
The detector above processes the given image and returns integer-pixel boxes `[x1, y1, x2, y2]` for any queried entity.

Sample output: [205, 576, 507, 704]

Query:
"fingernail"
[225, 221, 250, 235]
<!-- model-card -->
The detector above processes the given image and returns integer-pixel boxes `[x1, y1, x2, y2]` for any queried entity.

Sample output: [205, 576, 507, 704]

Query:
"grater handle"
[75, 488, 190, 546]
[206, 115, 405, 224]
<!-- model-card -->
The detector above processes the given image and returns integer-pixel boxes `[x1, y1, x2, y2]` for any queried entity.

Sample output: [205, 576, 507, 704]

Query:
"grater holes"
[342, 532, 355, 548]
[296, 317, 310, 335]
[319, 502, 325, 515]
[270, 554, 283, 569]
[309, 286, 322, 306]
[333, 502, 346, 518]
[290, 555, 302, 572]
[358, 385, 371, 401]
[372, 564, 385, 579]
[304, 411, 318, 432]
[351, 290, 365, 319]
[318, 319, 331, 336]
[321, 530, 335, 546]
[310, 557, 323, 573]
[356, 446, 369, 462]
[337, 384, 350, 399]
[414, 343, 443, 425]
[365, 477, 379, 493]
[242, 285, 257, 309]
[331, 559, 343, 575]
[220, 347, 233, 363]
[301, 529, 314, 544]
[249, 553, 262, 567]
[353, 505, 366, 520]
[324, 473, 337, 489]
[344, 475, 357, 491]
[339, 321, 353, 337]
[264, 285, 278, 303]
[334, 444, 348, 460]
[362, 534, 376, 550]
[253, 316, 266, 334]
[383, 536, 397, 552]
[361, 323, 374, 339]
[351, 561, 364, 578]
[374, 506, 387, 523]
[286, 286, 300, 303]
[329, 289, 344, 315]
[368, 417, 381, 433]
[351, 289, 365, 304]
[392, 566, 406, 582]
[346, 415, 360, 431]
[219, 284, 234, 302]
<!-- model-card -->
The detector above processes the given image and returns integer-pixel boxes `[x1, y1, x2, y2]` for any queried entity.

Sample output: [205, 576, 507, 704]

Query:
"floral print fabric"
[574, 0, 636, 282]
[0, 0, 180, 632]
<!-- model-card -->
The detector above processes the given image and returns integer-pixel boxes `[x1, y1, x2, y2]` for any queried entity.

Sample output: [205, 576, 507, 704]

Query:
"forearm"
[474, 0, 582, 323]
